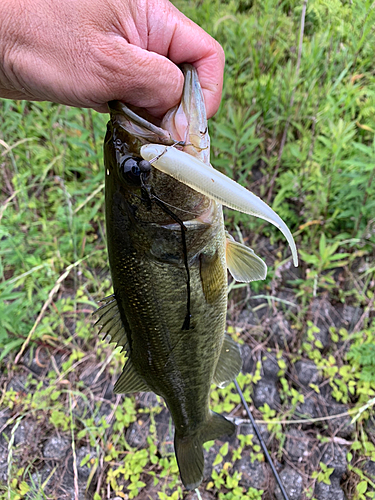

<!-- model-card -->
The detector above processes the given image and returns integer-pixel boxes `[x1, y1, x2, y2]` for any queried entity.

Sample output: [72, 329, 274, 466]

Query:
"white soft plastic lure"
[141, 144, 298, 267]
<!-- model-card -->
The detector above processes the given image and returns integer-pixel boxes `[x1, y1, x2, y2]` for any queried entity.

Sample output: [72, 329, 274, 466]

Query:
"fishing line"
[151, 195, 192, 330]
[148, 141, 184, 165]
[234, 379, 290, 500]
[146, 195, 201, 217]
[140, 173, 192, 330]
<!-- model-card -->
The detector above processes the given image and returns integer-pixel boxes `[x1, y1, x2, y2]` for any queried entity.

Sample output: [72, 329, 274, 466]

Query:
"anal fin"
[213, 334, 242, 388]
[226, 233, 267, 282]
[114, 358, 150, 394]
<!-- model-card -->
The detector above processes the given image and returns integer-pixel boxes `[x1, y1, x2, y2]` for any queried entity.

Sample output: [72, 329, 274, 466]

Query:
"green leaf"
[357, 480, 368, 495]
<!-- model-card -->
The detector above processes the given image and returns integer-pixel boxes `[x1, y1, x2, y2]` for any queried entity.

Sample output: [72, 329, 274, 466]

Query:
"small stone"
[241, 344, 254, 374]
[137, 392, 159, 409]
[94, 401, 113, 425]
[261, 353, 279, 381]
[285, 429, 309, 463]
[74, 446, 96, 479]
[310, 299, 332, 349]
[79, 366, 106, 386]
[43, 435, 70, 460]
[342, 305, 362, 331]
[252, 380, 280, 410]
[126, 419, 150, 448]
[155, 408, 174, 454]
[237, 308, 257, 326]
[275, 466, 303, 500]
[61, 467, 91, 500]
[24, 348, 49, 375]
[314, 478, 346, 500]
[238, 423, 270, 447]
[365, 415, 375, 439]
[234, 456, 267, 490]
[203, 442, 221, 479]
[30, 465, 53, 492]
[295, 360, 322, 387]
[295, 397, 319, 421]
[238, 424, 270, 454]
[7, 375, 27, 394]
[14, 420, 36, 446]
[94, 401, 112, 424]
[0, 448, 7, 482]
[321, 444, 347, 479]
[270, 317, 294, 348]
[364, 460, 375, 478]
[238, 298, 270, 325]
[326, 403, 355, 438]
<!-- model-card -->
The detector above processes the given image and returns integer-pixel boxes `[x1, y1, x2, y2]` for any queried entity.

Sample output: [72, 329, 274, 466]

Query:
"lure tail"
[174, 412, 235, 490]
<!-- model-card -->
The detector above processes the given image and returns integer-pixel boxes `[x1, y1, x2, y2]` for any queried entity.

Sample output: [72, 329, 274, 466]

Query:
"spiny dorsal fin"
[114, 358, 150, 394]
[94, 294, 128, 352]
[225, 234, 267, 282]
[213, 334, 242, 388]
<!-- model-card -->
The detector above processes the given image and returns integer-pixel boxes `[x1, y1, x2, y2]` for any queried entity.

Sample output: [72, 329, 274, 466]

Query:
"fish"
[95, 64, 298, 490]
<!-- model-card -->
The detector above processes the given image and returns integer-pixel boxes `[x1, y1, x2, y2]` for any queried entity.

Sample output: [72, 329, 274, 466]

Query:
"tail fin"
[175, 412, 235, 490]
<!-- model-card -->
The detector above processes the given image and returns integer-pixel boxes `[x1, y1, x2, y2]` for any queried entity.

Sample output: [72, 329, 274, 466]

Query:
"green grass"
[1, 0, 375, 498]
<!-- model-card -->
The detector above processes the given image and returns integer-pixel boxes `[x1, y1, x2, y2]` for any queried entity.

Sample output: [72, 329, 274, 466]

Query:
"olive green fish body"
[97, 66, 250, 489]
[104, 121, 228, 438]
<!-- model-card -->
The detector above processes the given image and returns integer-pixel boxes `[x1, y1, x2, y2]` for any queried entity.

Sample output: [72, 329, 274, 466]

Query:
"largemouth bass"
[96, 65, 297, 490]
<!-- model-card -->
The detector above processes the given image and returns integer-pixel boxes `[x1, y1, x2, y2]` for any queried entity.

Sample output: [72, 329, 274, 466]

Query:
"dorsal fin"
[94, 294, 129, 352]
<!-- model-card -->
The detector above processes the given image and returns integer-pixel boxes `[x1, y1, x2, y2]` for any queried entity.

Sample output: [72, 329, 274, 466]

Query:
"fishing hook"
[148, 140, 185, 165]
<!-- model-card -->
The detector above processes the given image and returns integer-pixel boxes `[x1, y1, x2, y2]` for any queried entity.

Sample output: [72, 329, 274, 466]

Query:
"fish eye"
[119, 156, 152, 186]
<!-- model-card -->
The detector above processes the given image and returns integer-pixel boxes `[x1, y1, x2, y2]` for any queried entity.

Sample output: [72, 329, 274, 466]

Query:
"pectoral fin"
[226, 234, 267, 282]
[199, 250, 226, 304]
[213, 334, 242, 388]
[141, 144, 298, 267]
[114, 358, 150, 394]
[94, 295, 129, 352]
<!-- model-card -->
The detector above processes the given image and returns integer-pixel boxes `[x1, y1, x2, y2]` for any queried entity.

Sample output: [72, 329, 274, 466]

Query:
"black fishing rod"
[234, 379, 290, 500]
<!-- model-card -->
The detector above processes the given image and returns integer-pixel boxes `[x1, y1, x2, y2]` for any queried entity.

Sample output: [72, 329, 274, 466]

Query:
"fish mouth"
[107, 100, 175, 148]
[107, 65, 209, 163]
[161, 64, 210, 164]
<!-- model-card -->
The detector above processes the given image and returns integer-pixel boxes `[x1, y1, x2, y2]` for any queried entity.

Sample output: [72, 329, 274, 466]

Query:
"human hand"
[0, 0, 224, 117]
